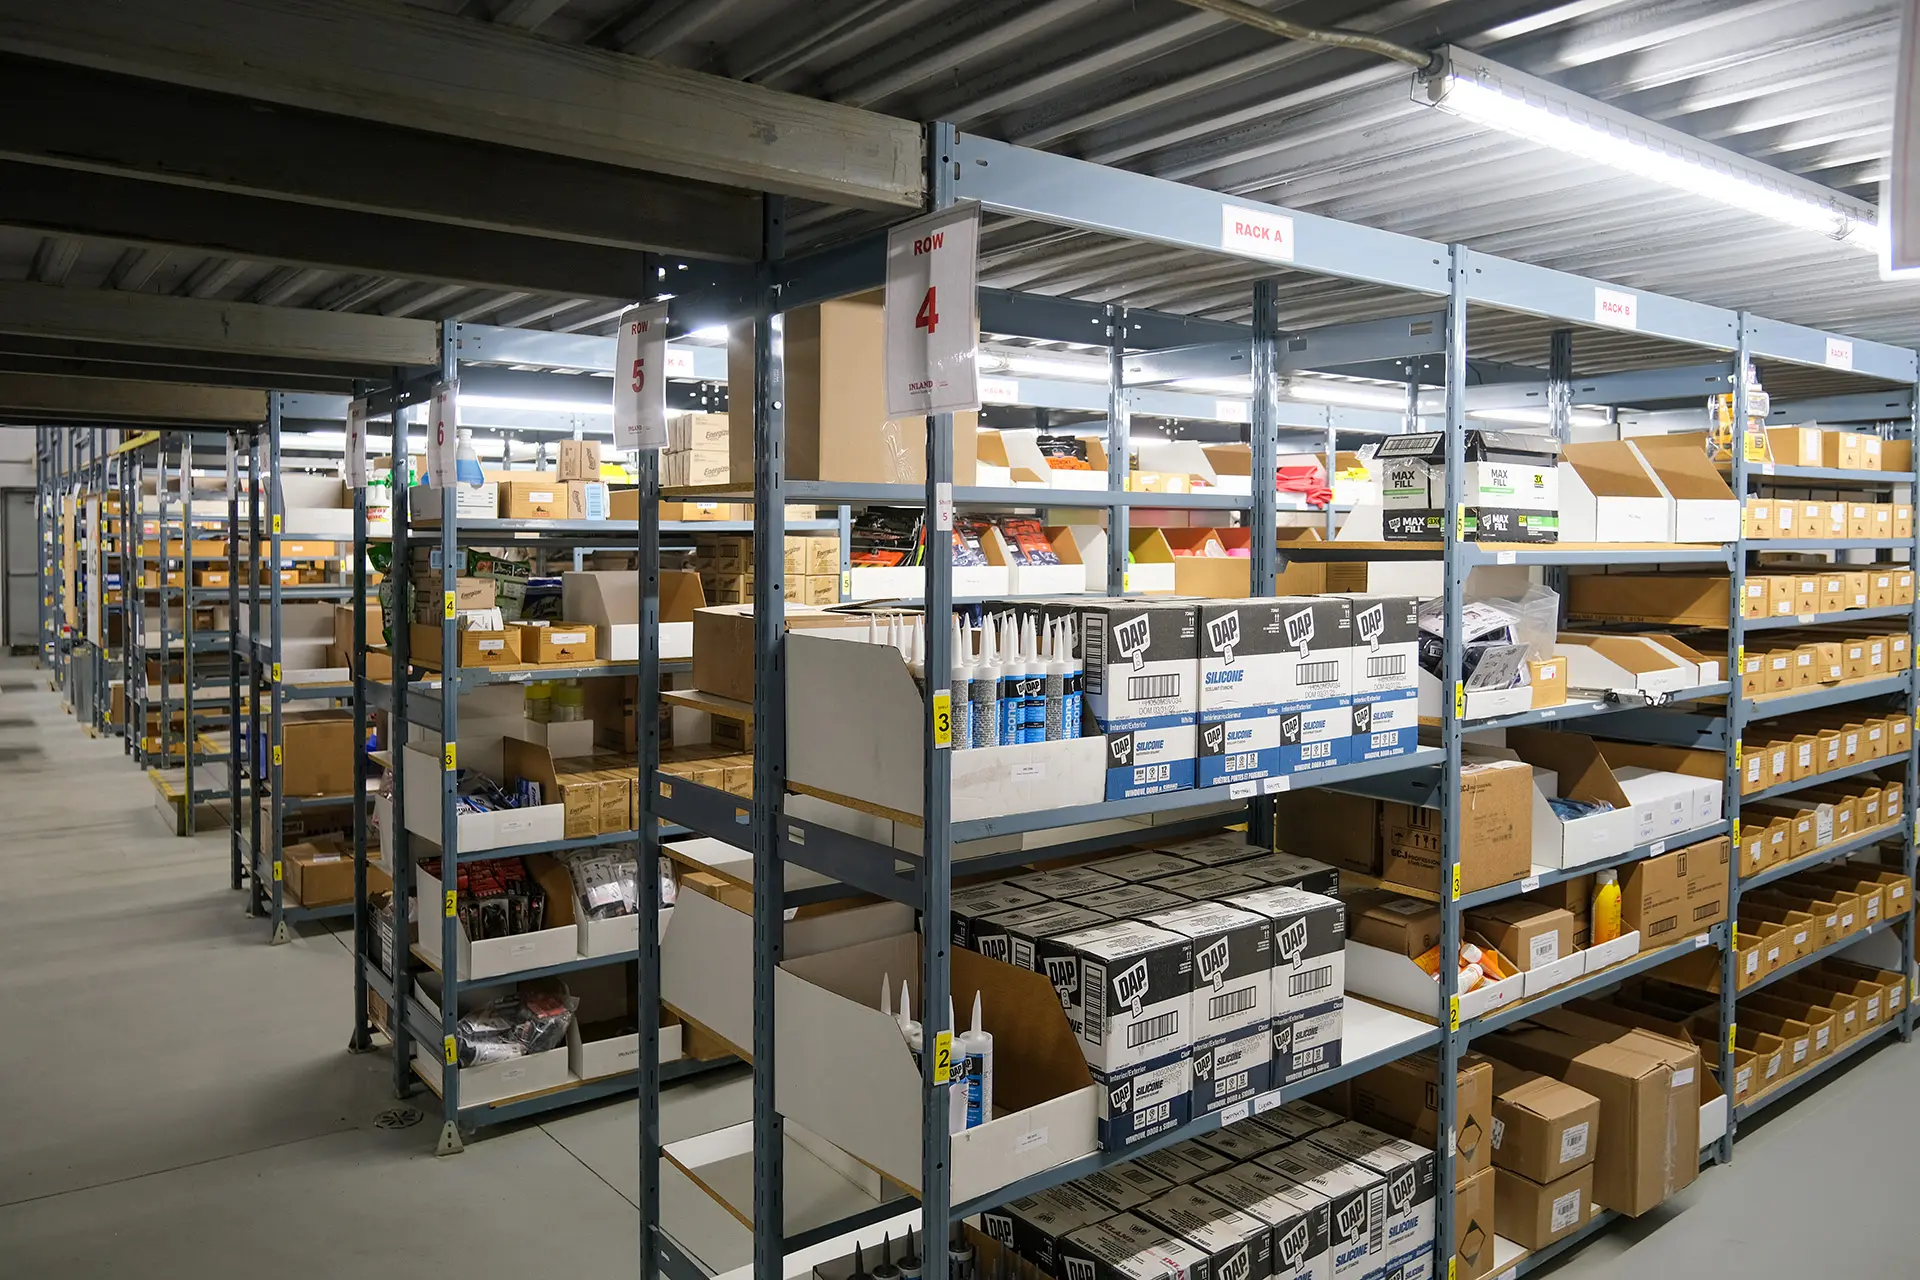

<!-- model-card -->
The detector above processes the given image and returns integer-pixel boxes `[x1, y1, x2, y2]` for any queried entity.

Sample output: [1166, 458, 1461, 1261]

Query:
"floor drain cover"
[374, 1107, 423, 1130]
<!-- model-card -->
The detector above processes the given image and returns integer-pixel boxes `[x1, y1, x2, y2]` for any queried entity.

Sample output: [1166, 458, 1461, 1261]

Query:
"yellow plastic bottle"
[1591, 870, 1623, 945]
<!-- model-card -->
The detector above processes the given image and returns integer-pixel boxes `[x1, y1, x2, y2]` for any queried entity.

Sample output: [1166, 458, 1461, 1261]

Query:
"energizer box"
[1255, 1145, 1387, 1280]
[1058, 1213, 1214, 1280]
[1154, 832, 1272, 868]
[1234, 854, 1340, 898]
[1105, 722, 1199, 800]
[950, 880, 1052, 948]
[981, 1186, 1117, 1277]
[1137, 1139, 1237, 1186]
[1057, 919, 1194, 1072]
[971, 901, 1112, 971]
[1199, 1165, 1334, 1280]
[1081, 601, 1200, 729]
[1139, 1185, 1277, 1280]
[1198, 707, 1285, 789]
[1074, 1164, 1178, 1214]
[1008, 865, 1128, 900]
[1342, 595, 1419, 764]
[1069, 883, 1193, 921]
[1095, 849, 1204, 882]
[1308, 1123, 1437, 1280]
[1272, 596, 1353, 774]
[1145, 904, 1273, 1050]
[1153, 866, 1271, 902]
[1094, 1052, 1193, 1150]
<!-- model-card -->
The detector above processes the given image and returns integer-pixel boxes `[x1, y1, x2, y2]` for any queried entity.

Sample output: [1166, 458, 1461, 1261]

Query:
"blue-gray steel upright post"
[228, 431, 243, 891]
[247, 429, 264, 906]
[267, 401, 289, 939]
[636, 432, 664, 1277]
[749, 195, 789, 1280]
[435, 322, 464, 1156]
[1106, 305, 1130, 594]
[350, 389, 375, 1055]
[1719, 321, 1750, 1165]
[921, 119, 959, 1260]
[1434, 244, 1470, 1264]
[390, 392, 417, 1102]
[1249, 278, 1281, 850]
[1905, 385, 1918, 1043]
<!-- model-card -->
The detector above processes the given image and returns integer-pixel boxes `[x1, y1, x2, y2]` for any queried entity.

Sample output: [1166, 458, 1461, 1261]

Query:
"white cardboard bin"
[416, 857, 579, 981]
[569, 1016, 683, 1081]
[1558, 443, 1672, 542]
[401, 742, 565, 853]
[413, 1041, 569, 1106]
[1345, 941, 1525, 1023]
[1521, 950, 1587, 997]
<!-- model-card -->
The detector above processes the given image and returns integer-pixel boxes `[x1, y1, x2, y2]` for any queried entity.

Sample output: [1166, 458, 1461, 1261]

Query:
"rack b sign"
[884, 203, 981, 418]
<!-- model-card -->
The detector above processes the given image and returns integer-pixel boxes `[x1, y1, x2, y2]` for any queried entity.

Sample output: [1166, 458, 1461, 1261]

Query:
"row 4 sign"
[883, 203, 982, 418]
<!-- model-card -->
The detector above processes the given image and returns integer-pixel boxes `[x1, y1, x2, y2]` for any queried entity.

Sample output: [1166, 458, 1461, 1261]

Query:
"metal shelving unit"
[618, 120, 1920, 1280]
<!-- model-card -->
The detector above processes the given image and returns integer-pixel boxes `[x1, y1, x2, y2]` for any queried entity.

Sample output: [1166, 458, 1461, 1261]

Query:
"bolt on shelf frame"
[623, 120, 1920, 1280]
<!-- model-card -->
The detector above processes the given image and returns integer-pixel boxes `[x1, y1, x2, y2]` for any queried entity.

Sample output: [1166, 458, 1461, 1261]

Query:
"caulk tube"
[1063, 617, 1084, 738]
[997, 616, 1022, 747]
[897, 1226, 923, 1280]
[967, 621, 996, 750]
[1043, 619, 1068, 742]
[907, 615, 926, 692]
[948, 997, 968, 1133]
[1020, 615, 1046, 744]
[949, 617, 973, 752]
[962, 990, 993, 1128]
[947, 1224, 975, 1280]
[898, 980, 922, 1070]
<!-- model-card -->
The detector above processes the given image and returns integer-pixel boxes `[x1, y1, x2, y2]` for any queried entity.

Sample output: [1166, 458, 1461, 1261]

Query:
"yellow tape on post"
[932, 691, 953, 749]
[444, 743, 457, 772]
[933, 1030, 954, 1084]
[443, 1036, 457, 1066]
[444, 890, 457, 918]
[271, 514, 282, 535]
[443, 590, 456, 620]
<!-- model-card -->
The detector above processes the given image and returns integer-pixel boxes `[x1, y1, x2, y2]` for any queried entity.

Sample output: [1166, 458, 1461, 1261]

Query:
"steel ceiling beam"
[0, 0, 924, 211]
[0, 162, 655, 299]
[0, 373, 265, 423]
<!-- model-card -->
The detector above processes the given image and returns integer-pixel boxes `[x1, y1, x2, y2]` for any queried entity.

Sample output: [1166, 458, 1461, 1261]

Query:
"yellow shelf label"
[1450, 863, 1461, 901]
[1452, 681, 1465, 720]
[839, 570, 851, 599]
[1733, 741, 1742, 771]
[271, 859, 282, 882]
[444, 889, 457, 918]
[932, 1030, 954, 1085]
[1727, 1022, 1736, 1053]
[271, 662, 281, 683]
[932, 691, 953, 749]
[443, 743, 457, 772]
[271, 744, 282, 767]
[1448, 996, 1461, 1032]
[443, 590, 456, 620]
[271, 514, 282, 534]
[443, 1035, 457, 1066]
[1730, 818, 1740, 843]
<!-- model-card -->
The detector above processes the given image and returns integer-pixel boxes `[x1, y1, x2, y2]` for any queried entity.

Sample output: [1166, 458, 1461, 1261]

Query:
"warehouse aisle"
[6, 657, 1920, 1279]
[0, 659, 755, 1278]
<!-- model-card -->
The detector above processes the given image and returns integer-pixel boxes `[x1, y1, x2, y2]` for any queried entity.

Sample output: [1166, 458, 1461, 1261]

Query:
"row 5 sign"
[883, 203, 981, 417]
[614, 301, 670, 451]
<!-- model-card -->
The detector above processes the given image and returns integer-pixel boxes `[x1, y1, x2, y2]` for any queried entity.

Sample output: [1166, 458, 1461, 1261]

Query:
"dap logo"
[1193, 1048, 1213, 1081]
[1113, 613, 1153, 670]
[1355, 603, 1385, 649]
[981, 1213, 1015, 1247]
[1275, 917, 1309, 966]
[1113, 959, 1151, 1013]
[1218, 1244, 1252, 1280]
[1272, 1020, 1294, 1058]
[1044, 955, 1080, 1002]
[976, 934, 1011, 964]
[1196, 936, 1231, 989]
[1353, 702, 1373, 734]
[1275, 1220, 1312, 1269]
[1208, 611, 1242, 664]
[1281, 712, 1303, 745]
[1108, 1077, 1133, 1114]
[1202, 722, 1227, 755]
[1109, 732, 1135, 767]
[1284, 606, 1315, 655]
[1335, 1196, 1368, 1242]
[1064, 1259, 1098, 1280]
[1389, 1167, 1416, 1213]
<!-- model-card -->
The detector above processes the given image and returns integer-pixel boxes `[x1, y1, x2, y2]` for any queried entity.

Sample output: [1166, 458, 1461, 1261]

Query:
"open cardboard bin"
[974, 430, 1055, 487]
[410, 974, 572, 1106]
[567, 962, 685, 1080]
[563, 569, 704, 661]
[776, 932, 1098, 1205]
[1125, 527, 1177, 594]
[1502, 729, 1638, 870]
[1347, 927, 1526, 1024]
[785, 632, 1108, 823]
[990, 524, 1086, 595]
[415, 854, 580, 982]
[409, 621, 522, 669]
[1630, 434, 1739, 542]
[402, 741, 566, 852]
[1556, 633, 1695, 697]
[1419, 666, 1532, 722]
[1558, 442, 1671, 542]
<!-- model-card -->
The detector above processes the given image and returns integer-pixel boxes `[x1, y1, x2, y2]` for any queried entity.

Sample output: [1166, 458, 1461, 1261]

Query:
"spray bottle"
[949, 617, 973, 752]
[961, 990, 994, 1128]
[1591, 870, 1623, 944]
[455, 428, 485, 488]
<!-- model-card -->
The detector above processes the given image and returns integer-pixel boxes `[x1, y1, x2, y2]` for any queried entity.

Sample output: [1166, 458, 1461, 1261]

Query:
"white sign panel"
[1825, 337, 1855, 371]
[344, 397, 368, 489]
[884, 203, 981, 417]
[1221, 204, 1296, 263]
[614, 302, 670, 451]
[665, 346, 695, 377]
[1594, 288, 1639, 330]
[426, 380, 458, 488]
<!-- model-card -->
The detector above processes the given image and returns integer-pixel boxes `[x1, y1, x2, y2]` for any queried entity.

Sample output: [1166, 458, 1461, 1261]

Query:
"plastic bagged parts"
[456, 990, 577, 1067]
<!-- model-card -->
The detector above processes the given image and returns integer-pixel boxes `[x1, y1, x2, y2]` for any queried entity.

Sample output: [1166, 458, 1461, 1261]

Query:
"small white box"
[402, 743, 566, 853]
[1418, 668, 1531, 721]
[1522, 762, 1636, 871]
[1613, 769, 1694, 843]
[413, 1041, 567, 1107]
[577, 908, 641, 958]
[1521, 949, 1588, 997]
[1579, 931, 1642, 974]
[414, 858, 579, 982]
[1558, 442, 1672, 542]
[1345, 941, 1524, 1024]
[567, 1015, 682, 1080]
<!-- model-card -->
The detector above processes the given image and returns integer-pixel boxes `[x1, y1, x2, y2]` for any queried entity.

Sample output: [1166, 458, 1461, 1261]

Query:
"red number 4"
[916, 286, 939, 335]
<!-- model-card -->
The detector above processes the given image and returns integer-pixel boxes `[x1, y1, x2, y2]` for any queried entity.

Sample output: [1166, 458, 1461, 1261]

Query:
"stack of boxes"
[1377, 429, 1562, 542]
[689, 531, 842, 606]
[664, 412, 730, 489]
[949, 832, 1349, 1151]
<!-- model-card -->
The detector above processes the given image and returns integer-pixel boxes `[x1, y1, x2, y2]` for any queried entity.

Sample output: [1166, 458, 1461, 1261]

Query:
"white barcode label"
[1491, 1117, 1505, 1150]
[1287, 964, 1335, 999]
[1254, 1090, 1283, 1115]
[1014, 1127, 1049, 1153]
[1497, 551, 1516, 565]
[1530, 933, 1560, 967]
[1672, 1067, 1694, 1087]
[1263, 776, 1290, 794]
[478, 639, 504, 651]
[1209, 987, 1258, 1021]
[1550, 1189, 1582, 1232]
[1126, 1010, 1178, 1049]
[1521, 875, 1541, 892]
[549, 631, 586, 645]
[1650, 840, 1666, 855]
[1229, 781, 1256, 799]
[1559, 1121, 1589, 1164]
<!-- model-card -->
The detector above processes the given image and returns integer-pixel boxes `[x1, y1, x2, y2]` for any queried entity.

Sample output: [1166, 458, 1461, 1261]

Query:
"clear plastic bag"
[456, 990, 578, 1067]
[561, 846, 639, 918]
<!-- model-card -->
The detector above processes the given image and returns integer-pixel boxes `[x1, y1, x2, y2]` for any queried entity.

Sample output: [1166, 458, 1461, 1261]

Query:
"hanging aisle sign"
[884, 203, 981, 417]
[426, 380, 458, 488]
[344, 397, 368, 489]
[614, 301, 670, 451]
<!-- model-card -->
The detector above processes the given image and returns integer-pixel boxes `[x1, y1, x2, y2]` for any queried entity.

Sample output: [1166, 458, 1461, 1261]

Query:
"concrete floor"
[1, 657, 1915, 1279]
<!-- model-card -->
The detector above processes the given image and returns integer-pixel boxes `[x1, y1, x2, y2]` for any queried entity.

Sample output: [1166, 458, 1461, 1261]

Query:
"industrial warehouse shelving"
[36, 426, 121, 725]
[615, 121, 1920, 1280]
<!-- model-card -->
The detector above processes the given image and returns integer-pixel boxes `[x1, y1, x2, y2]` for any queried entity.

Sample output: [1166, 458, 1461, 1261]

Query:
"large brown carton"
[284, 835, 392, 907]
[1455, 1166, 1498, 1280]
[1488, 1061, 1601, 1183]
[1274, 789, 1382, 876]
[1480, 1026, 1675, 1216]
[1465, 901, 1577, 972]
[281, 708, 359, 797]
[1528, 1009, 1702, 1197]
[1621, 836, 1730, 944]
[1349, 1049, 1496, 1179]
[1496, 1165, 1595, 1250]
[1382, 759, 1532, 894]
[727, 295, 978, 486]
[690, 604, 870, 702]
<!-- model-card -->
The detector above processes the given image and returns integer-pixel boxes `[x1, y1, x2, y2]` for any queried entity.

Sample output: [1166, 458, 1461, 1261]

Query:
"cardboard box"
[1559, 441, 1671, 541]
[511, 621, 597, 665]
[498, 477, 567, 519]
[1622, 837, 1730, 943]
[1144, 901, 1273, 1113]
[1376, 429, 1560, 542]
[1350, 1049, 1496, 1180]
[1529, 657, 1567, 708]
[1465, 901, 1577, 973]
[279, 708, 359, 797]
[1309, 1121, 1439, 1280]
[282, 837, 391, 907]
[1489, 1061, 1600, 1183]
[1382, 760, 1533, 894]
[1496, 1166, 1594, 1251]
[557, 438, 602, 481]
[1226, 886, 1347, 1085]
[1346, 893, 1524, 1023]
[415, 854, 578, 981]
[727, 295, 979, 486]
[1256, 1142, 1389, 1280]
[1198, 1164, 1335, 1280]
[1137, 1186, 1278, 1280]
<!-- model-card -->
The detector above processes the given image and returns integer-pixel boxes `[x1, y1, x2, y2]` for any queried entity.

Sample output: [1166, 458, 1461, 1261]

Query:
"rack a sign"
[884, 203, 981, 417]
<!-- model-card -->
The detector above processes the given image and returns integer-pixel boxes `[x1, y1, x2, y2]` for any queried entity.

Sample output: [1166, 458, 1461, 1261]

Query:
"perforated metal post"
[1249, 278, 1280, 849]
[1106, 305, 1130, 594]
[349, 384, 375, 1054]
[434, 322, 463, 1155]
[636, 431, 664, 1278]
[228, 431, 243, 891]
[389, 392, 418, 1102]
[1905, 387, 1918, 1044]
[1718, 320, 1751, 1165]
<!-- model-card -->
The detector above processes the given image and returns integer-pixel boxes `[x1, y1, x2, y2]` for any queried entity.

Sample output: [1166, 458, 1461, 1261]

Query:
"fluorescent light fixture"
[984, 353, 1111, 382]
[1468, 406, 1612, 428]
[462, 393, 612, 416]
[687, 324, 730, 342]
[1421, 47, 1889, 263]
[1167, 376, 1255, 395]
[1280, 377, 1412, 412]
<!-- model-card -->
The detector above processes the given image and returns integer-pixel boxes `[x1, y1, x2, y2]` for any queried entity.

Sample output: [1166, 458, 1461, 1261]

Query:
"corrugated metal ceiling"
[8, 0, 1915, 398]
